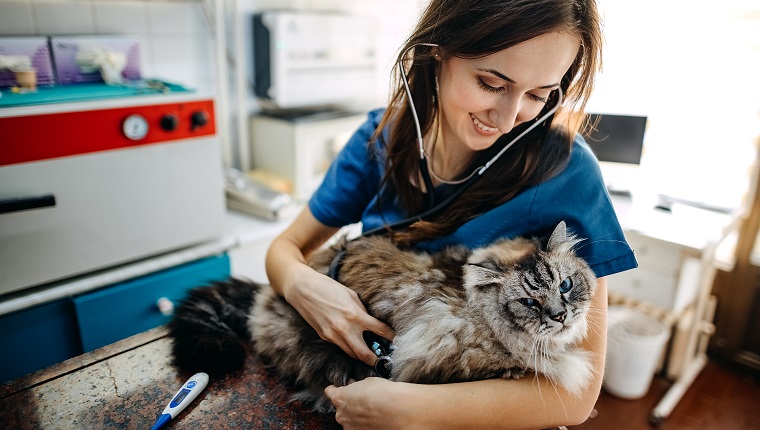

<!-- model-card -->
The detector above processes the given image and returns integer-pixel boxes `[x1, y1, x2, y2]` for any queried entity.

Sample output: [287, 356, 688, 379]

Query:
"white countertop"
[0, 208, 298, 316]
[610, 195, 739, 254]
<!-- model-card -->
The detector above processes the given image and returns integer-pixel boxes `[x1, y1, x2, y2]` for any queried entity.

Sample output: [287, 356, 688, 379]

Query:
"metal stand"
[649, 239, 721, 425]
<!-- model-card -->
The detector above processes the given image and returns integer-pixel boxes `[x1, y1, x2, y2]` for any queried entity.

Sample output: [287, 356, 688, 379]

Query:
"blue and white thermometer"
[150, 372, 209, 430]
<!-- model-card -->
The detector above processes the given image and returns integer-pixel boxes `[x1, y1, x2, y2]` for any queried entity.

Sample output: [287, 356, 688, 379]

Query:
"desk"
[608, 195, 740, 424]
[608, 195, 735, 319]
[0, 326, 340, 430]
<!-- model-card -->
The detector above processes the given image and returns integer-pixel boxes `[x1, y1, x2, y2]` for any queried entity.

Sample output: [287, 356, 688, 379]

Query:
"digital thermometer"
[150, 372, 209, 430]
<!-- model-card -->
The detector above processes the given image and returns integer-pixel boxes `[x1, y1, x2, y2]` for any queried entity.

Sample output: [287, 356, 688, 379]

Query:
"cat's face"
[463, 222, 597, 346]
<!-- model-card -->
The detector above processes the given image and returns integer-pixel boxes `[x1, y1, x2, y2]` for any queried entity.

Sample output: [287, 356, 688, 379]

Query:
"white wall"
[591, 0, 760, 211]
[0, 0, 218, 92]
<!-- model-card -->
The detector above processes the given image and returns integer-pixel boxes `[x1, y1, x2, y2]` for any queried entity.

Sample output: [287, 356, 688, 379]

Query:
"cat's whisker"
[530, 338, 546, 403]
[584, 322, 604, 341]
[540, 339, 567, 412]
[584, 312, 605, 338]
[537, 336, 570, 418]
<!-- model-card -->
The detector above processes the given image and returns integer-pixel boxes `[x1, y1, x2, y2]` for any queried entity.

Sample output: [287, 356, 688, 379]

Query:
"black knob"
[190, 111, 208, 130]
[160, 114, 179, 131]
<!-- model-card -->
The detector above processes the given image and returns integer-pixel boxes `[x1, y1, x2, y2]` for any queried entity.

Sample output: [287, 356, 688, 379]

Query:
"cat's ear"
[547, 221, 567, 251]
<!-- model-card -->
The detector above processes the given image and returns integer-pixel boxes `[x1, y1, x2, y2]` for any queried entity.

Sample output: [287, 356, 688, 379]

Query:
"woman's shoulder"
[532, 133, 607, 214]
[541, 131, 604, 189]
[343, 107, 388, 152]
[367, 107, 387, 124]
[531, 134, 605, 198]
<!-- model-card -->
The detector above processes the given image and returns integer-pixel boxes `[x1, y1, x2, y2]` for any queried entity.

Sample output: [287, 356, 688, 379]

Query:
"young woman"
[265, 0, 637, 428]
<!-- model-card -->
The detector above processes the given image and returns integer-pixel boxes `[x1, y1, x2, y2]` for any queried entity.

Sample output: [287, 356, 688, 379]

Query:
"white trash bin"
[604, 306, 670, 399]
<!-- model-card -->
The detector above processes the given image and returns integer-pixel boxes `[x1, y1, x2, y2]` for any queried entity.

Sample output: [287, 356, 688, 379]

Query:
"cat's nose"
[550, 311, 566, 323]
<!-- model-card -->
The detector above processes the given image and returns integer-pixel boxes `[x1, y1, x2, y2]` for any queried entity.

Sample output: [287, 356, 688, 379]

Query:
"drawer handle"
[156, 297, 175, 316]
[0, 194, 56, 215]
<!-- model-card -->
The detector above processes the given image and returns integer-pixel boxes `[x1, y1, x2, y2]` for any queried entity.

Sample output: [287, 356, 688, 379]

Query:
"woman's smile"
[470, 114, 500, 135]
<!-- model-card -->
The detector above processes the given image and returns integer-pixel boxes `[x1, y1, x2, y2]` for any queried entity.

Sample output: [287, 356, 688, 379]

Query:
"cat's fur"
[167, 221, 597, 412]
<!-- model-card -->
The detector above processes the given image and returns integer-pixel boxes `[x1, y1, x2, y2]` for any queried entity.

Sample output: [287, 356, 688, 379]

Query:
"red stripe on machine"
[0, 100, 216, 167]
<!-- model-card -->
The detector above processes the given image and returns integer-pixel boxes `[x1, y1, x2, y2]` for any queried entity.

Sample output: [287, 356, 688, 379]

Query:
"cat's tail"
[166, 277, 259, 376]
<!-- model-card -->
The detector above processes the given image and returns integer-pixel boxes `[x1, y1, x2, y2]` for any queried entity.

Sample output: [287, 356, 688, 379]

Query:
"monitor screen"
[581, 113, 647, 165]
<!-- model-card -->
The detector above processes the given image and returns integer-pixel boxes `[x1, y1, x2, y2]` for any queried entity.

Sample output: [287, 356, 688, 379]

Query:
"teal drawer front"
[73, 254, 230, 352]
[0, 299, 81, 384]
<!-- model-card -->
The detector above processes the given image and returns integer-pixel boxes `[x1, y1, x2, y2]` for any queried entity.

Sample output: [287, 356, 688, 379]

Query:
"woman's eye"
[559, 277, 573, 293]
[527, 93, 548, 103]
[477, 78, 505, 94]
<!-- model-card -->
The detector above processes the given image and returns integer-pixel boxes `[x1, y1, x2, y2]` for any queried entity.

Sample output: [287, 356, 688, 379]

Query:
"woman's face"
[437, 31, 580, 153]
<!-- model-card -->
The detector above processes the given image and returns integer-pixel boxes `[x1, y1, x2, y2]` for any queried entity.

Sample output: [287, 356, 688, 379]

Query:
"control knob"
[190, 111, 209, 130]
[160, 113, 179, 131]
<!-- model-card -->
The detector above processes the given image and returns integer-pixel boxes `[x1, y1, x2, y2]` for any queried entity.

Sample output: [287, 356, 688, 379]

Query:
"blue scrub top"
[309, 108, 637, 278]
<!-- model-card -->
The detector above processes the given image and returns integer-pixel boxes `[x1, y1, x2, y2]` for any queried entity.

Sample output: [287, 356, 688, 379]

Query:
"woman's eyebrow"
[476, 67, 560, 89]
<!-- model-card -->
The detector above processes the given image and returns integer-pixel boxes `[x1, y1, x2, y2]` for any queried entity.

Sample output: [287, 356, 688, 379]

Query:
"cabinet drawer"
[625, 232, 683, 273]
[0, 135, 225, 296]
[607, 266, 678, 311]
[73, 254, 230, 352]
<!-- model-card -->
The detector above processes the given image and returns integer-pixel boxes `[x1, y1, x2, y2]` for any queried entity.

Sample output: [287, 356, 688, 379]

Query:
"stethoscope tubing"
[362, 45, 564, 237]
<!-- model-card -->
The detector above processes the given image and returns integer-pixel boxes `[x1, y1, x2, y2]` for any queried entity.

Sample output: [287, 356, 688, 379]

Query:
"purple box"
[0, 37, 56, 87]
[50, 35, 141, 85]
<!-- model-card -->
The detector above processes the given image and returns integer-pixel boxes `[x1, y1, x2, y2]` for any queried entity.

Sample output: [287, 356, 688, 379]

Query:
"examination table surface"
[0, 326, 341, 429]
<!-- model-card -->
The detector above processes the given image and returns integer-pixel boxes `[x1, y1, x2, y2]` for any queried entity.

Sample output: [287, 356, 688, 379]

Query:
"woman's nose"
[489, 95, 524, 133]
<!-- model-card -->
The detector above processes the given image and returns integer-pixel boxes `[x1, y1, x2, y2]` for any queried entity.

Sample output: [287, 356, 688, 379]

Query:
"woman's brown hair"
[374, 0, 603, 245]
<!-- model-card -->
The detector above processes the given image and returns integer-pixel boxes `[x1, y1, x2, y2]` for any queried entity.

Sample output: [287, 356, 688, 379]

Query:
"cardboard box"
[50, 35, 141, 85]
[0, 37, 55, 87]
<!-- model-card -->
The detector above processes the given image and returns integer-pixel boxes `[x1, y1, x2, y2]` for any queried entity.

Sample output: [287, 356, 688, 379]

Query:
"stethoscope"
[329, 44, 564, 280]
[360, 44, 565, 237]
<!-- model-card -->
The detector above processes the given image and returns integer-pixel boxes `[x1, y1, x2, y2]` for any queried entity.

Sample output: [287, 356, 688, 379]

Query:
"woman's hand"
[266, 208, 395, 367]
[325, 378, 413, 430]
[284, 264, 395, 366]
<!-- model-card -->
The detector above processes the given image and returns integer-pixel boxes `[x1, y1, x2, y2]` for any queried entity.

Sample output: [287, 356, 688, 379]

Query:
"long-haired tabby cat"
[167, 221, 597, 413]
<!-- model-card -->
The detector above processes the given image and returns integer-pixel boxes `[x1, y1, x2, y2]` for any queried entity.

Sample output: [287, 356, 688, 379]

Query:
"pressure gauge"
[122, 114, 149, 140]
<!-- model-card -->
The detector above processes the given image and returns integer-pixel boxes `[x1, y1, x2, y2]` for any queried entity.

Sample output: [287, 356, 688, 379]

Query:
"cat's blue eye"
[519, 298, 539, 308]
[559, 277, 573, 294]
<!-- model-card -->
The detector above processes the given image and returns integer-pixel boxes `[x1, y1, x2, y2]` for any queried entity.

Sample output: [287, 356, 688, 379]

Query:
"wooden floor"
[574, 360, 760, 429]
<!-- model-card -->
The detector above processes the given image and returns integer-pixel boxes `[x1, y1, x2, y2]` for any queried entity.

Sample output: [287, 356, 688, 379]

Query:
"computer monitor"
[582, 113, 647, 165]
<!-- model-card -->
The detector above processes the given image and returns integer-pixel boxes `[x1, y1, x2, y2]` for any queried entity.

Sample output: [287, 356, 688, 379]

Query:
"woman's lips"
[470, 114, 499, 134]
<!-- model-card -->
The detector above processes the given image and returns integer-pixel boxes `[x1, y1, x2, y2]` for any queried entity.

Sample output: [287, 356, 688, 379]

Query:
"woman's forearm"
[391, 370, 599, 429]
[265, 207, 338, 299]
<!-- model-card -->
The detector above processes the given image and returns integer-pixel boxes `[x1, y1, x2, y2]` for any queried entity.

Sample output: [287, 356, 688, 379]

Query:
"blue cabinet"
[0, 253, 230, 384]
[0, 299, 80, 384]
[74, 254, 230, 352]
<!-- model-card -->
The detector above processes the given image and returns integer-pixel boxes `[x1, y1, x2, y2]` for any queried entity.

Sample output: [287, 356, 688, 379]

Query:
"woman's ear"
[431, 45, 443, 61]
